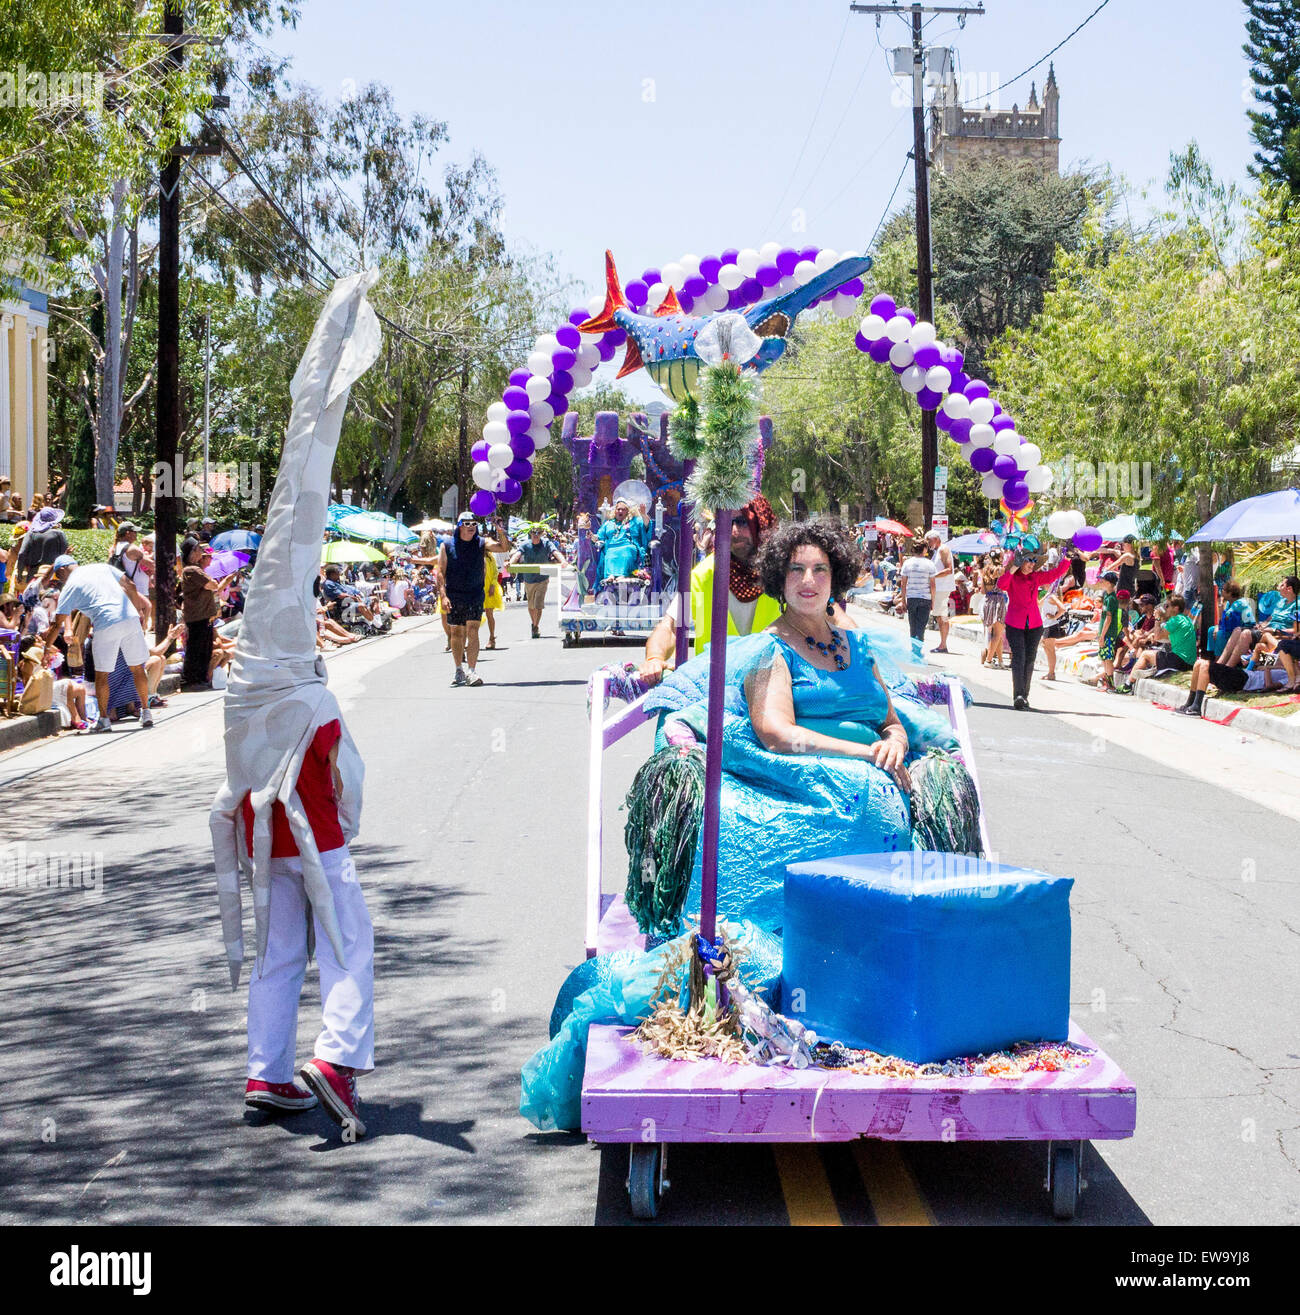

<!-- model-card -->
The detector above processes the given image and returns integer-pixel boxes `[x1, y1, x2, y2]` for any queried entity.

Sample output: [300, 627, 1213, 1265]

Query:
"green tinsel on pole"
[687, 361, 760, 512]
[667, 394, 704, 461]
[624, 744, 706, 935]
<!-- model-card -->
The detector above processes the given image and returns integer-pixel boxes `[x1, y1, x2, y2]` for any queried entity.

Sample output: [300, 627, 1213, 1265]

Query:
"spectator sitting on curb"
[1177, 654, 1292, 716]
[1124, 595, 1198, 686]
[1219, 575, 1297, 668]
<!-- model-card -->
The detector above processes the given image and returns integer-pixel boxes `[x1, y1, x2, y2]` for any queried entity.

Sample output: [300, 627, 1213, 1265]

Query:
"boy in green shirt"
[1088, 570, 1123, 691]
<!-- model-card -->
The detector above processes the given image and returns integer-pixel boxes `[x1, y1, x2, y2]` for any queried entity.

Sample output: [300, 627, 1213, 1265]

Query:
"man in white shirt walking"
[925, 527, 955, 654]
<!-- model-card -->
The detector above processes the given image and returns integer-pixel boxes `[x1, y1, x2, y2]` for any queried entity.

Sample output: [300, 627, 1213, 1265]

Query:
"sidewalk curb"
[1130, 676, 1300, 748]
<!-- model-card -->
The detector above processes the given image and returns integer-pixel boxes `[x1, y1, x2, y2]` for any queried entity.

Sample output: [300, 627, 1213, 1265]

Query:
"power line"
[816, 108, 912, 220]
[866, 149, 914, 249]
[957, 0, 1110, 108]
[794, 38, 883, 208]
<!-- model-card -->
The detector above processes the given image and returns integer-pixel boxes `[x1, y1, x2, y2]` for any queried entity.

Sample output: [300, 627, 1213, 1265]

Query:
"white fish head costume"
[209, 269, 382, 986]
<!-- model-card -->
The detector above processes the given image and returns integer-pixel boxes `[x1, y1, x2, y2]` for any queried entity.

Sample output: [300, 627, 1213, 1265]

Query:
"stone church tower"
[929, 63, 1060, 175]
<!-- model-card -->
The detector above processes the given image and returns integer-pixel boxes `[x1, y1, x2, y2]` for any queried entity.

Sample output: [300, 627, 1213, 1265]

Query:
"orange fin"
[615, 337, 644, 378]
[654, 286, 682, 317]
[577, 250, 626, 333]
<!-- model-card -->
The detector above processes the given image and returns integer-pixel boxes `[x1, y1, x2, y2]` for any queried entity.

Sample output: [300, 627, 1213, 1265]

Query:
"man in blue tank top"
[438, 511, 510, 686]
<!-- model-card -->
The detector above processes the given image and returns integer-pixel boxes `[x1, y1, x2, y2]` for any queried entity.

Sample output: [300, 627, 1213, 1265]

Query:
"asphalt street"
[0, 591, 1296, 1226]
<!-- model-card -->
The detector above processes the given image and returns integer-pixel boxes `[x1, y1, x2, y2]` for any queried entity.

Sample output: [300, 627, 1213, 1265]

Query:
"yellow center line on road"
[852, 1140, 935, 1225]
[772, 1145, 842, 1226]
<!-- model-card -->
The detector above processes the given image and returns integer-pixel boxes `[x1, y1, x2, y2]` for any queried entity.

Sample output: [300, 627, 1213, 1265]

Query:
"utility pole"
[851, 2, 983, 532]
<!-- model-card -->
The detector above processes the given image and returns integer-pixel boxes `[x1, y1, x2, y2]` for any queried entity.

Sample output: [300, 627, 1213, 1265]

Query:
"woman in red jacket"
[999, 549, 1072, 710]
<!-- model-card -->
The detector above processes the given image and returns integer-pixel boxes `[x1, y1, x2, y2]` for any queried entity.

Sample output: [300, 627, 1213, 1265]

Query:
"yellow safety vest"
[690, 555, 782, 650]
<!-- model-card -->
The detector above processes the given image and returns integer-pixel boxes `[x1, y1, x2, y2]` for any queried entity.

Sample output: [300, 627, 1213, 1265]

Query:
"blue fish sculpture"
[579, 249, 874, 403]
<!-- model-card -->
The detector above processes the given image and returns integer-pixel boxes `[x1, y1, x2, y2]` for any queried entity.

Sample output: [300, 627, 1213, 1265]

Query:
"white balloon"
[678, 253, 701, 278]
[980, 472, 1005, 499]
[888, 341, 915, 368]
[528, 400, 554, 426]
[832, 292, 857, 318]
[585, 293, 605, 316]
[885, 315, 912, 344]
[646, 281, 668, 308]
[925, 365, 952, 393]
[661, 261, 685, 289]
[526, 351, 552, 377]
[813, 248, 839, 272]
[907, 321, 937, 348]
[535, 333, 558, 356]
[704, 282, 730, 311]
[968, 423, 996, 448]
[1019, 442, 1042, 469]
[527, 421, 550, 444]
[718, 262, 745, 290]
[490, 467, 510, 492]
[968, 397, 995, 425]
[576, 342, 600, 369]
[486, 401, 509, 423]
[1025, 465, 1053, 493]
[488, 442, 513, 469]
[472, 461, 493, 489]
[993, 430, 1021, 457]
[860, 314, 888, 341]
[569, 363, 594, 388]
[759, 241, 781, 262]
[737, 248, 761, 277]
[483, 420, 509, 445]
[900, 364, 926, 394]
[531, 429, 551, 451]
[792, 259, 817, 286]
[525, 374, 551, 403]
[1066, 509, 1087, 535]
[1047, 509, 1075, 538]
[941, 392, 970, 421]
[776, 275, 797, 294]
[840, 248, 860, 261]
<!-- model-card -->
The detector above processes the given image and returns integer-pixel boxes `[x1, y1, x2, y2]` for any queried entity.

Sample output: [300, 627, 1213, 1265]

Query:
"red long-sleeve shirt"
[240, 719, 344, 858]
[998, 560, 1071, 630]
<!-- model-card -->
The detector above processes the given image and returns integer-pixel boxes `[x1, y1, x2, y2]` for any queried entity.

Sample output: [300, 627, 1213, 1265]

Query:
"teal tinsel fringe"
[624, 745, 706, 935]
[909, 750, 984, 855]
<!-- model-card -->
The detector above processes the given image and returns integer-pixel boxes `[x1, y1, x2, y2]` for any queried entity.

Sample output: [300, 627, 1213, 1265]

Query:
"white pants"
[246, 844, 375, 1083]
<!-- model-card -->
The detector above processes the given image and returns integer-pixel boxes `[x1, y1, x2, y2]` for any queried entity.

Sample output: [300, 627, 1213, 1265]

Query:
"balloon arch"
[469, 240, 1099, 549]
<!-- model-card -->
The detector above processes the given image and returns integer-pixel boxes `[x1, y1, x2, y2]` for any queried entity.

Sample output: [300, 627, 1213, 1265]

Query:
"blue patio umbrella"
[334, 509, 418, 546]
[1093, 513, 1180, 542]
[946, 530, 1003, 555]
[1187, 487, 1300, 574]
[211, 529, 262, 553]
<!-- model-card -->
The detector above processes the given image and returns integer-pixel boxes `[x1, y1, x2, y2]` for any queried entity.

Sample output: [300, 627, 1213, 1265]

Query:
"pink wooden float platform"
[581, 1021, 1136, 1145]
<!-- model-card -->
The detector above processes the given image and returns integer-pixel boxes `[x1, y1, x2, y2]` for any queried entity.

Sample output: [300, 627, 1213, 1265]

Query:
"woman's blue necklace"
[793, 618, 848, 670]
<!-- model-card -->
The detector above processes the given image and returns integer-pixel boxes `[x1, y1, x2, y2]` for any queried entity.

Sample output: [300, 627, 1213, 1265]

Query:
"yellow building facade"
[0, 263, 50, 508]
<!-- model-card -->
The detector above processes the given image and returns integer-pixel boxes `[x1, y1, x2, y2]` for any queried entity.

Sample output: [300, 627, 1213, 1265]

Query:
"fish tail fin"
[653, 286, 682, 317]
[578, 250, 626, 333]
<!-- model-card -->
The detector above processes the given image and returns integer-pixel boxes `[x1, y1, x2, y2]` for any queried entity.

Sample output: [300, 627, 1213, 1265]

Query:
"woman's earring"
[826, 601, 835, 618]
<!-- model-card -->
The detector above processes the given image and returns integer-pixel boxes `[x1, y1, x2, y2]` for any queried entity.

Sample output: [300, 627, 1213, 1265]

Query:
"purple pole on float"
[698, 508, 732, 944]
[675, 465, 695, 669]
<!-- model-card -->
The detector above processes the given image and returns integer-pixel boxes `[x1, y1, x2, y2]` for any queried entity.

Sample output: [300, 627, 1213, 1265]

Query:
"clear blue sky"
[266, 0, 1256, 396]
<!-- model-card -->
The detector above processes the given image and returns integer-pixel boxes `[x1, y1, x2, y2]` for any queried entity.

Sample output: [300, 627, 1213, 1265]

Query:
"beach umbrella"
[322, 540, 387, 564]
[873, 517, 913, 537]
[1187, 487, 1300, 574]
[205, 549, 250, 578]
[334, 509, 418, 545]
[410, 517, 453, 533]
[947, 530, 1003, 555]
[211, 529, 262, 553]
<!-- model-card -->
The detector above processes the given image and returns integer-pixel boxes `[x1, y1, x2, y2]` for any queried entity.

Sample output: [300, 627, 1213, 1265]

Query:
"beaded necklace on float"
[784, 612, 848, 671]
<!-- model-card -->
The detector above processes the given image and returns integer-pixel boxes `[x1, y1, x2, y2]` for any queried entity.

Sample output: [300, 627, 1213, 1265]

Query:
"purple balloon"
[496, 477, 523, 505]
[936, 410, 953, 432]
[854, 331, 872, 353]
[991, 415, 1016, 433]
[726, 287, 746, 311]
[950, 417, 973, 442]
[469, 489, 497, 516]
[912, 343, 942, 370]
[683, 275, 707, 299]
[1073, 527, 1103, 552]
[838, 277, 864, 298]
[964, 379, 990, 400]
[555, 324, 581, 349]
[510, 432, 536, 458]
[890, 361, 907, 375]
[756, 264, 781, 288]
[471, 439, 491, 463]
[800, 246, 820, 263]
[992, 454, 1019, 480]
[603, 327, 627, 347]
[739, 276, 763, 303]
[868, 338, 894, 364]
[626, 279, 649, 308]
[597, 338, 617, 363]
[569, 307, 590, 326]
[508, 368, 531, 387]
[547, 392, 569, 415]
[551, 369, 574, 394]
[641, 267, 661, 286]
[916, 386, 943, 410]
[699, 255, 722, 282]
[678, 292, 695, 313]
[506, 410, 531, 436]
[502, 385, 530, 412]
[970, 448, 997, 474]
[897, 306, 917, 326]
[950, 369, 970, 394]
[551, 347, 576, 372]
[720, 248, 740, 265]
[776, 248, 800, 276]
[869, 293, 897, 319]
[991, 402, 1002, 416]
[505, 457, 532, 482]
[1003, 477, 1028, 500]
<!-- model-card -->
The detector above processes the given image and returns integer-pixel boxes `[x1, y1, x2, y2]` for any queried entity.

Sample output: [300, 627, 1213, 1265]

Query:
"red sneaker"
[244, 1078, 318, 1113]
[299, 1059, 366, 1138]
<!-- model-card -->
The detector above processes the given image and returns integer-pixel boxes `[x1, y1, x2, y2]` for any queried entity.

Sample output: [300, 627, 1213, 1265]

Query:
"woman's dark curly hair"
[756, 518, 864, 607]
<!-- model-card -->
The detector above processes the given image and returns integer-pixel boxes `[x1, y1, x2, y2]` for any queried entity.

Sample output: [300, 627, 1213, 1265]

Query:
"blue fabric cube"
[781, 851, 1072, 1062]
